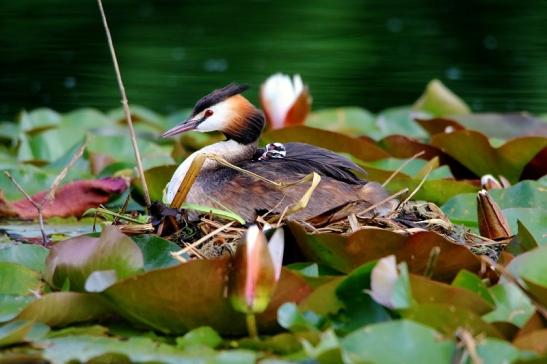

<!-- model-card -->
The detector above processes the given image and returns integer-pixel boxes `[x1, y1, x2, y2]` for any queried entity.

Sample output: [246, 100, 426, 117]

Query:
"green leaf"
[19, 108, 61, 134]
[506, 246, 547, 307]
[482, 283, 535, 328]
[334, 261, 391, 334]
[0, 295, 35, 322]
[402, 304, 502, 337]
[342, 320, 456, 363]
[131, 235, 182, 271]
[40, 335, 209, 364]
[506, 220, 540, 255]
[16, 292, 112, 327]
[176, 326, 223, 349]
[413, 79, 471, 116]
[450, 113, 547, 139]
[451, 270, 494, 305]
[473, 338, 536, 364]
[0, 262, 42, 295]
[0, 243, 48, 273]
[0, 320, 34, 347]
[45, 225, 144, 291]
[375, 106, 429, 139]
[305, 107, 378, 137]
[277, 302, 322, 332]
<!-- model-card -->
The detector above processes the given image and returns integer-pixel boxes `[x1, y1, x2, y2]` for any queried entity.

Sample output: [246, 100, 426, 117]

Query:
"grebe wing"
[275, 142, 367, 184]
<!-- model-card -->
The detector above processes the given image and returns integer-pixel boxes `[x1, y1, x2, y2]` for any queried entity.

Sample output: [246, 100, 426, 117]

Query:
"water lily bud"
[477, 189, 512, 241]
[260, 73, 311, 129]
[481, 175, 502, 190]
[369, 255, 412, 310]
[229, 225, 278, 314]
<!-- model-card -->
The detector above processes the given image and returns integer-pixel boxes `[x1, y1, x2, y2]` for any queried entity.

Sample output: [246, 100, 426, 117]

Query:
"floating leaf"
[513, 330, 547, 355]
[45, 225, 144, 291]
[104, 257, 311, 335]
[482, 283, 535, 328]
[431, 130, 547, 182]
[0, 295, 35, 322]
[16, 292, 112, 327]
[450, 113, 547, 139]
[176, 326, 222, 349]
[0, 262, 42, 295]
[451, 270, 494, 305]
[0, 177, 129, 219]
[0, 243, 48, 273]
[305, 107, 377, 136]
[413, 79, 470, 116]
[375, 106, 428, 139]
[342, 320, 456, 364]
[0, 320, 34, 347]
[131, 235, 182, 271]
[289, 223, 480, 281]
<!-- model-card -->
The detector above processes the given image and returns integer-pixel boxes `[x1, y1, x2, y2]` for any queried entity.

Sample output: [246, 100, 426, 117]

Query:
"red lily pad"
[288, 223, 480, 282]
[103, 258, 311, 335]
[0, 177, 128, 219]
[430, 130, 547, 183]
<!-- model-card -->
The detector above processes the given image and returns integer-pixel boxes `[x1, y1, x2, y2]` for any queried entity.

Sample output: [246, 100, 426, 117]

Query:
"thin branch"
[43, 141, 87, 203]
[382, 150, 425, 187]
[97, 0, 151, 208]
[3, 171, 47, 244]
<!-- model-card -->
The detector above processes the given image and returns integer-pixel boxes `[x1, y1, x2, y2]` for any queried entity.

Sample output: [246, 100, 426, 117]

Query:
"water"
[1, 0, 547, 119]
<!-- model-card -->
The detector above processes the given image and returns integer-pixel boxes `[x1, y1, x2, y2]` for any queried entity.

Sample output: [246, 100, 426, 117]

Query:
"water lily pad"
[0, 295, 35, 322]
[342, 320, 456, 364]
[16, 292, 112, 327]
[0, 243, 48, 273]
[104, 258, 311, 335]
[482, 283, 535, 328]
[431, 130, 547, 182]
[0, 262, 43, 295]
[289, 223, 480, 281]
[131, 235, 181, 271]
[45, 225, 144, 291]
[305, 107, 378, 137]
[413, 79, 470, 116]
[449, 113, 547, 139]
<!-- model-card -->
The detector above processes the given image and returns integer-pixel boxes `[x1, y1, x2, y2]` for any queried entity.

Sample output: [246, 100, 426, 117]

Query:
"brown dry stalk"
[457, 329, 483, 364]
[171, 221, 234, 261]
[3, 141, 87, 245]
[358, 188, 408, 218]
[382, 150, 426, 187]
[97, 0, 151, 208]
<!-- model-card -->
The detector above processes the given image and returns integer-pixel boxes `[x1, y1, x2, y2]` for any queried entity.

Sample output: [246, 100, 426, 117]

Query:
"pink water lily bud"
[229, 225, 279, 314]
[477, 189, 512, 241]
[481, 175, 510, 190]
[260, 73, 311, 129]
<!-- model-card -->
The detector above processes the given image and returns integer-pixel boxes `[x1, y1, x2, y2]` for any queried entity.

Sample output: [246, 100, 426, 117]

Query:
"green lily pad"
[482, 283, 535, 328]
[0, 243, 48, 273]
[19, 108, 61, 134]
[0, 295, 35, 322]
[413, 79, 470, 116]
[305, 107, 378, 137]
[506, 246, 547, 307]
[375, 106, 429, 139]
[45, 225, 144, 291]
[16, 292, 112, 327]
[131, 235, 182, 271]
[342, 320, 456, 364]
[0, 320, 34, 347]
[449, 113, 547, 140]
[0, 262, 43, 295]
[451, 270, 494, 305]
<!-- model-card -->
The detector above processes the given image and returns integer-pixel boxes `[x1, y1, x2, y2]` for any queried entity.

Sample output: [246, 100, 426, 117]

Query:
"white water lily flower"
[369, 255, 399, 308]
[260, 73, 311, 129]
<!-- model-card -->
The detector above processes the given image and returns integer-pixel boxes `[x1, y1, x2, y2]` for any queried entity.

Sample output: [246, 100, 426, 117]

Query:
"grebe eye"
[204, 109, 214, 117]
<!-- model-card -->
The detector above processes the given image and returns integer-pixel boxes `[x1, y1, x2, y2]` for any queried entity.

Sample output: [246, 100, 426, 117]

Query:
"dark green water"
[1, 0, 547, 119]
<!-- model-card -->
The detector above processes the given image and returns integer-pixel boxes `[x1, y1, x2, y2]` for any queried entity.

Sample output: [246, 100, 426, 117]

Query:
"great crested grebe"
[162, 83, 394, 222]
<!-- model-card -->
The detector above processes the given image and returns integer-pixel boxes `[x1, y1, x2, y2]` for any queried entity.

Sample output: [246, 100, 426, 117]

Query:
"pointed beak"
[161, 117, 200, 137]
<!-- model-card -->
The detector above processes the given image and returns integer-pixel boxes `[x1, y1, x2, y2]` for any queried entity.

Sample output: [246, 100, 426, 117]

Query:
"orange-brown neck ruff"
[222, 95, 265, 145]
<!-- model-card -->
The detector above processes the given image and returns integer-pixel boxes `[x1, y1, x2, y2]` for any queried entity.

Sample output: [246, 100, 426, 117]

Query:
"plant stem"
[246, 313, 258, 339]
[96, 0, 151, 209]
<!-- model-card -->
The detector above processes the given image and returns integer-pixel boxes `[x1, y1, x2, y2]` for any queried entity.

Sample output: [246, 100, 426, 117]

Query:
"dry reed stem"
[171, 221, 234, 257]
[382, 150, 425, 187]
[97, 0, 151, 208]
[457, 329, 483, 364]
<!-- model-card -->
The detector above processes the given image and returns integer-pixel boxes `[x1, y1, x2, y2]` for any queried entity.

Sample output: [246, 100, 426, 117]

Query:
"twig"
[3, 171, 48, 244]
[457, 329, 483, 364]
[171, 221, 234, 257]
[44, 141, 87, 203]
[357, 188, 408, 218]
[382, 151, 425, 187]
[393, 168, 432, 213]
[97, 0, 151, 209]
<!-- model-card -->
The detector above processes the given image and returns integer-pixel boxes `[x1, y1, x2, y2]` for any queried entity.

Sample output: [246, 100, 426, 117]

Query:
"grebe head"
[162, 83, 265, 144]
